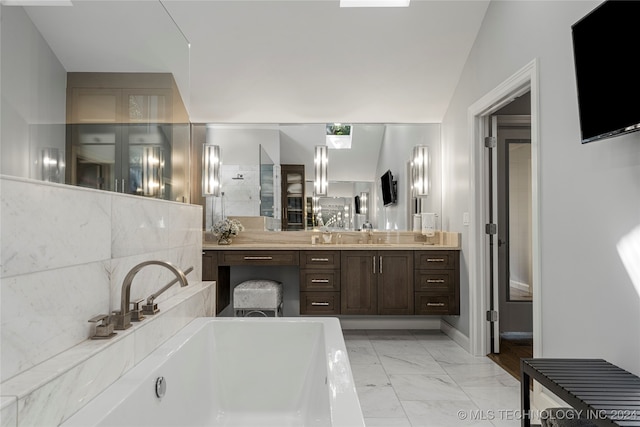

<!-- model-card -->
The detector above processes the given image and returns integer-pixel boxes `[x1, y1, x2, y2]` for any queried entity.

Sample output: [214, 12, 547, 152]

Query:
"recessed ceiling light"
[340, 0, 410, 7]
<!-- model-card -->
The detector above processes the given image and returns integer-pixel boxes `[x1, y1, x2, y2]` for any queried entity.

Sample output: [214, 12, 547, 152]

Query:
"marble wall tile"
[108, 247, 202, 312]
[0, 397, 17, 427]
[1, 261, 110, 382]
[0, 176, 205, 426]
[13, 334, 135, 427]
[168, 202, 202, 249]
[111, 194, 171, 258]
[0, 178, 111, 278]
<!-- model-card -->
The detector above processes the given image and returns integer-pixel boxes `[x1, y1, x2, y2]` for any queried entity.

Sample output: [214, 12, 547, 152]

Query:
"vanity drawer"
[415, 251, 458, 270]
[415, 271, 455, 292]
[300, 270, 340, 292]
[218, 251, 299, 266]
[300, 292, 341, 315]
[415, 293, 458, 315]
[300, 251, 340, 269]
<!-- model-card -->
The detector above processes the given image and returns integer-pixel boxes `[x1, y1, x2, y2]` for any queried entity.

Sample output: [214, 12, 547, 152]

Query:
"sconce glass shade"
[40, 148, 62, 183]
[314, 145, 328, 196]
[142, 146, 163, 197]
[411, 145, 429, 196]
[202, 144, 221, 196]
[360, 192, 369, 216]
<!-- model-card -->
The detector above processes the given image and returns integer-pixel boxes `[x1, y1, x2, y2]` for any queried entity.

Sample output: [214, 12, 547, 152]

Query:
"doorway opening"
[485, 105, 534, 379]
[467, 59, 540, 385]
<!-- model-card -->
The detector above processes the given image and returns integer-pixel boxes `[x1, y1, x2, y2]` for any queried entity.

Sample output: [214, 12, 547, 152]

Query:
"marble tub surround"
[0, 282, 215, 427]
[0, 176, 206, 427]
[203, 229, 460, 249]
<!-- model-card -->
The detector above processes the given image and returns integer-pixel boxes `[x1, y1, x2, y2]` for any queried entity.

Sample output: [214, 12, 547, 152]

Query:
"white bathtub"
[62, 317, 364, 427]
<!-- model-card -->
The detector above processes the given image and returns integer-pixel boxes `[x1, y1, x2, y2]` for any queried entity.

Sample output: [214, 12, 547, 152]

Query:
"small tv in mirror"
[381, 170, 397, 207]
[572, 0, 640, 143]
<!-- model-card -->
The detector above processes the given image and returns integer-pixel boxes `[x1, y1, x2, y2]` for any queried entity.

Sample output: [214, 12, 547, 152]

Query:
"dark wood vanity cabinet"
[203, 248, 459, 317]
[414, 251, 460, 315]
[340, 250, 414, 315]
[299, 251, 341, 315]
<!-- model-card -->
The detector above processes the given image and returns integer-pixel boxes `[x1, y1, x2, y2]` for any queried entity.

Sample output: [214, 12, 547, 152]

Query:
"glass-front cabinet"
[66, 73, 190, 201]
[281, 164, 305, 230]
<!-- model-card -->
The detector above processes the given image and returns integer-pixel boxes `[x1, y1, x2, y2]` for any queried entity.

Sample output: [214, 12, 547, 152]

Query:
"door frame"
[467, 59, 542, 359]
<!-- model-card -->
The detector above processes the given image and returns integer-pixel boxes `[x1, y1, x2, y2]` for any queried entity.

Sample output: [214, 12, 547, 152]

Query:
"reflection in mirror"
[198, 123, 442, 231]
[259, 145, 275, 218]
[1, 2, 191, 203]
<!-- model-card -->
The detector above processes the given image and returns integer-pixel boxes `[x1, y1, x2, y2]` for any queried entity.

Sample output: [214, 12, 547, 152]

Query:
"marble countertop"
[202, 230, 461, 251]
[202, 242, 460, 250]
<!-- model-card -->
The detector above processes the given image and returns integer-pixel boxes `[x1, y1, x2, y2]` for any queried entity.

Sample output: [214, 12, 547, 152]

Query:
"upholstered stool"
[233, 280, 283, 317]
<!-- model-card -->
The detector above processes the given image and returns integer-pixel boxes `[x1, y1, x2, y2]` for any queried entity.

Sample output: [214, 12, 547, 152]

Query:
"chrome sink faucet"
[113, 260, 189, 330]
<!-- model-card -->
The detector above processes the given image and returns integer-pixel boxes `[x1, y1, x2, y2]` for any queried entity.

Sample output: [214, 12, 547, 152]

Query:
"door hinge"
[486, 310, 498, 322]
[485, 223, 497, 235]
[484, 136, 497, 148]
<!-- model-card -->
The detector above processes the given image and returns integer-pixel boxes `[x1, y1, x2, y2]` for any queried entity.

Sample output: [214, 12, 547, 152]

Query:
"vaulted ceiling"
[24, 0, 490, 123]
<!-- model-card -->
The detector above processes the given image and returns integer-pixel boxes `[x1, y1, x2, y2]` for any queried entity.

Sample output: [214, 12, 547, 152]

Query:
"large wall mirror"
[196, 123, 442, 232]
[1, 3, 442, 232]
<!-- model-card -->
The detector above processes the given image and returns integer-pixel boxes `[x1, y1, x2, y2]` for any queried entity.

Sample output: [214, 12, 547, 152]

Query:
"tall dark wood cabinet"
[280, 164, 305, 230]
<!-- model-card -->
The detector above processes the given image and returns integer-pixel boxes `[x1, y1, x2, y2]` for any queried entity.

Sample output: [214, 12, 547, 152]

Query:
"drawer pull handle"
[311, 302, 330, 306]
[311, 258, 329, 262]
[427, 258, 445, 262]
[427, 302, 446, 307]
[427, 279, 446, 283]
[311, 279, 330, 283]
[244, 256, 273, 260]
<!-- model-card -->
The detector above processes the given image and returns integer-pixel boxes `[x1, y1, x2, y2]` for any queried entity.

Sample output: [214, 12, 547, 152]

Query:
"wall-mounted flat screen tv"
[381, 170, 397, 206]
[572, 0, 640, 143]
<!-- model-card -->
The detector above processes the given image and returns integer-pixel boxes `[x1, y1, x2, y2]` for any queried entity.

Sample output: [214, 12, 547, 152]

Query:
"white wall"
[442, 1, 640, 374]
[0, 6, 66, 181]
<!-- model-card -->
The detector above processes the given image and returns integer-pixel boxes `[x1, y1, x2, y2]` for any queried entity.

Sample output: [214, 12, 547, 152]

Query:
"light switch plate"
[463, 212, 470, 226]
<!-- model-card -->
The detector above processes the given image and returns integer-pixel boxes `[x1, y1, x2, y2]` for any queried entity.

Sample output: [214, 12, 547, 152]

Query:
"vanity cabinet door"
[341, 251, 377, 315]
[377, 251, 414, 315]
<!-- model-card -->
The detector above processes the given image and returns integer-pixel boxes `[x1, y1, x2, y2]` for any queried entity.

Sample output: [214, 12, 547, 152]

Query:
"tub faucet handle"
[130, 298, 145, 322]
[88, 314, 116, 340]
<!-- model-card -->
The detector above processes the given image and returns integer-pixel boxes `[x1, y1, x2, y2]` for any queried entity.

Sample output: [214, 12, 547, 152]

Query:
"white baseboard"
[339, 317, 441, 330]
[440, 319, 471, 352]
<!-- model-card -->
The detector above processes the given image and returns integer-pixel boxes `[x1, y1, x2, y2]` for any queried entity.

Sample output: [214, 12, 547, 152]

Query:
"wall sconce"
[411, 145, 429, 196]
[40, 148, 62, 183]
[360, 192, 369, 217]
[142, 146, 163, 197]
[202, 144, 221, 196]
[314, 145, 328, 196]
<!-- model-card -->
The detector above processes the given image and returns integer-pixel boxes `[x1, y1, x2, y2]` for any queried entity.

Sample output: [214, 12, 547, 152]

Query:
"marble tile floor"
[343, 329, 528, 427]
